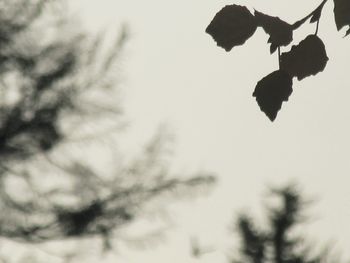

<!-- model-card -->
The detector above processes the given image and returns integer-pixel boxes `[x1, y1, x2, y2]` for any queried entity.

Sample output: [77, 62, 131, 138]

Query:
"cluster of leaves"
[206, 0, 349, 121]
[232, 185, 333, 263]
[0, 0, 215, 251]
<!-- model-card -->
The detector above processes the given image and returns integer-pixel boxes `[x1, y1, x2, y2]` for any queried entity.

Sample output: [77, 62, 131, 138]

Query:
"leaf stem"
[278, 46, 281, 69]
[315, 19, 320, 35]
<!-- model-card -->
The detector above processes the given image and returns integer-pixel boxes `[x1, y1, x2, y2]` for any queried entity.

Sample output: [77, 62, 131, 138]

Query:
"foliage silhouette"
[232, 185, 337, 263]
[280, 35, 328, 81]
[254, 10, 293, 54]
[205, 5, 257, 51]
[206, 0, 348, 121]
[253, 70, 293, 121]
[0, 0, 215, 258]
[333, 0, 350, 36]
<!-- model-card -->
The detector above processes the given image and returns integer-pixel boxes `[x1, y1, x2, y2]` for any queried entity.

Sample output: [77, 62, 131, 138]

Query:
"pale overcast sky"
[70, 0, 350, 262]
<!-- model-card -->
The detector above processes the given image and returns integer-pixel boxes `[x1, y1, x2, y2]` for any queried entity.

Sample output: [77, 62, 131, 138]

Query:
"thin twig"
[278, 46, 281, 69]
[292, 0, 328, 30]
[315, 19, 320, 35]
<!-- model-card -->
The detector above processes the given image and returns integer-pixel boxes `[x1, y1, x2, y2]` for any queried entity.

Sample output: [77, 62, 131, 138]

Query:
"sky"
[68, 0, 350, 262]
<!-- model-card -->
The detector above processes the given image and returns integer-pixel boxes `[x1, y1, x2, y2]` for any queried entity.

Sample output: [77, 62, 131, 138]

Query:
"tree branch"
[292, 0, 328, 30]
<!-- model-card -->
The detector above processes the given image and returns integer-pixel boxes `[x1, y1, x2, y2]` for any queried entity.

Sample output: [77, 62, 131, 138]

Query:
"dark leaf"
[333, 0, 350, 36]
[253, 70, 293, 121]
[280, 35, 328, 80]
[270, 43, 278, 54]
[206, 5, 257, 51]
[254, 10, 293, 53]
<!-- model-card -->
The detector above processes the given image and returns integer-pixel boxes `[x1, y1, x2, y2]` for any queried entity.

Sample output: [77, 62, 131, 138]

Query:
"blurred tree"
[0, 0, 215, 258]
[232, 185, 338, 263]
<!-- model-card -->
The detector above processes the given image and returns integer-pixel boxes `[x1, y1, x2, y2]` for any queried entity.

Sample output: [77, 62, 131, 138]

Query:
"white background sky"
[69, 0, 350, 262]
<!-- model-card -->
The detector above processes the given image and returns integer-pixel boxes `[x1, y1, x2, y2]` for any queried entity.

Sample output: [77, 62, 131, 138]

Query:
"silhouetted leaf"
[270, 43, 278, 54]
[254, 10, 293, 53]
[280, 35, 328, 80]
[333, 0, 350, 36]
[206, 5, 257, 51]
[253, 70, 293, 121]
